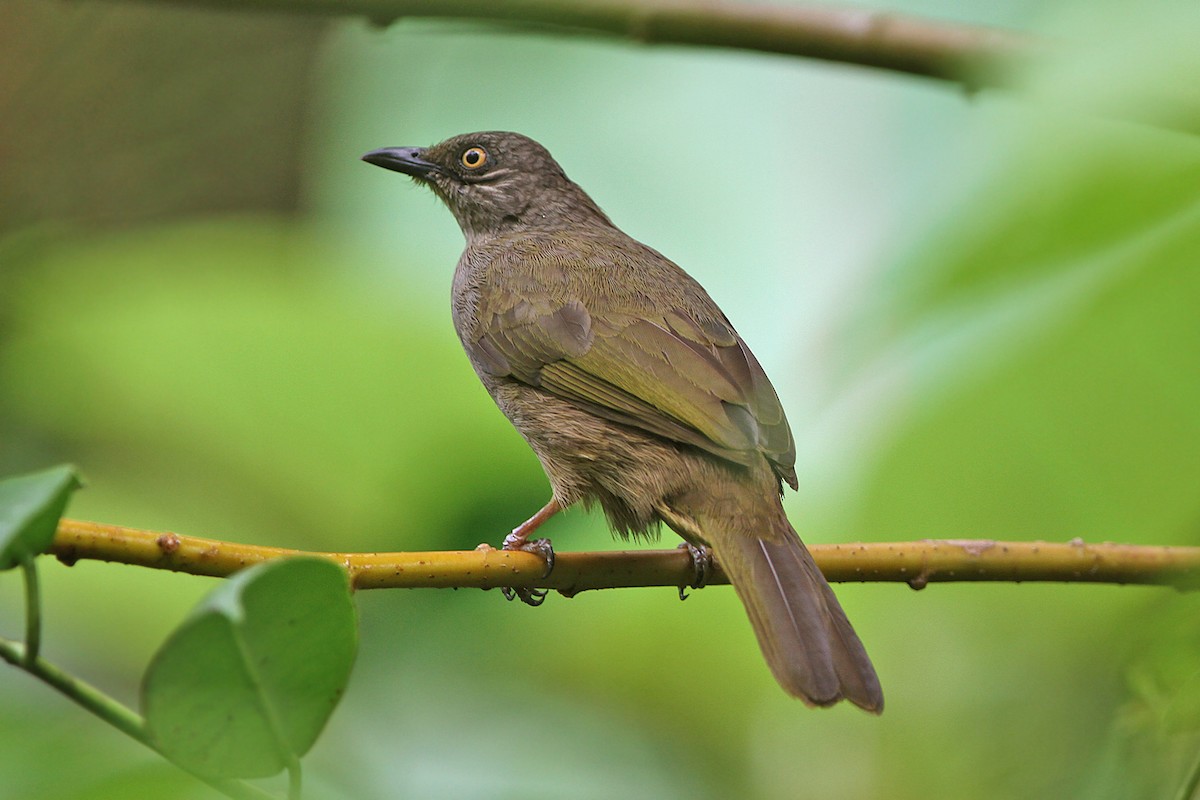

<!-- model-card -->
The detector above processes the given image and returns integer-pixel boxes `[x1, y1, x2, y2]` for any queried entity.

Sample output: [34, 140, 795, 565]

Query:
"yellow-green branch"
[52, 520, 1200, 593]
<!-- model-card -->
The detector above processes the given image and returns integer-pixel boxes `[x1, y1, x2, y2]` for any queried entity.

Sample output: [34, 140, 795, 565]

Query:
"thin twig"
[51, 519, 1200, 593]
[0, 638, 150, 741]
[118, 0, 1046, 91]
[0, 638, 274, 800]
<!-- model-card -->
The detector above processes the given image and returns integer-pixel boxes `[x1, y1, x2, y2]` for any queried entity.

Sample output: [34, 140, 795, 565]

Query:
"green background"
[2, 0, 1199, 797]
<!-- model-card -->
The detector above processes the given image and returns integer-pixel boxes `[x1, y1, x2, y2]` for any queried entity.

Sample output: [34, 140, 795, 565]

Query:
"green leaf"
[141, 557, 357, 779]
[0, 464, 82, 570]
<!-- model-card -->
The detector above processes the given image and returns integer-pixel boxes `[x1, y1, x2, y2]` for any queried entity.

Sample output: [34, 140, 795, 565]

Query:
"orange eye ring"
[460, 147, 487, 168]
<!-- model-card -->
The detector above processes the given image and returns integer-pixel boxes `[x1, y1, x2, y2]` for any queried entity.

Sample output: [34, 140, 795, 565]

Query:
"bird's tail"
[705, 502, 883, 712]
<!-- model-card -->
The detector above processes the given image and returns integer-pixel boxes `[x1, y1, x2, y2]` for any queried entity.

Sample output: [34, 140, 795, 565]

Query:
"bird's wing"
[467, 286, 797, 487]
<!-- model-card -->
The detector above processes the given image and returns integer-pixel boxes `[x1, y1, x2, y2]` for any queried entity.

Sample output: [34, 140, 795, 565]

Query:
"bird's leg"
[503, 498, 561, 552]
[677, 541, 713, 601]
[500, 498, 561, 606]
[652, 501, 713, 601]
[503, 498, 560, 574]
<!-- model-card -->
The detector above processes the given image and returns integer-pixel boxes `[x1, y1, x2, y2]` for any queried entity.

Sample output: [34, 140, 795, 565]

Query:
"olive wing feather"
[466, 287, 797, 487]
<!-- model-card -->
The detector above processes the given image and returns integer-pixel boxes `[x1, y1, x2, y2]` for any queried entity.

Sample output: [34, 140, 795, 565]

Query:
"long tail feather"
[712, 510, 883, 712]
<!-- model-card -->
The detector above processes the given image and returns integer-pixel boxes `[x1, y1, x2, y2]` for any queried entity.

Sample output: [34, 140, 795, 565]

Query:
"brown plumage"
[363, 132, 882, 711]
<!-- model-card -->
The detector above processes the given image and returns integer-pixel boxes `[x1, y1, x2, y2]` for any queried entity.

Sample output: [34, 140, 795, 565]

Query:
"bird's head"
[363, 131, 612, 241]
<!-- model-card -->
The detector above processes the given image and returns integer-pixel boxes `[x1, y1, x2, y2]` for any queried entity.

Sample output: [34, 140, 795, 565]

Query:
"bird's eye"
[460, 147, 487, 169]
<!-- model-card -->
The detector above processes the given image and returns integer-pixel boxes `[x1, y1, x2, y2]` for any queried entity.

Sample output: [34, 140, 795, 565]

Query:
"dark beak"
[361, 146, 439, 178]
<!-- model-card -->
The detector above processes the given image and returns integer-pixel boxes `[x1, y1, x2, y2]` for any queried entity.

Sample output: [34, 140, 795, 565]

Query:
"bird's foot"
[500, 535, 556, 607]
[501, 585, 549, 606]
[497, 499, 561, 607]
[503, 534, 556, 577]
[677, 542, 713, 601]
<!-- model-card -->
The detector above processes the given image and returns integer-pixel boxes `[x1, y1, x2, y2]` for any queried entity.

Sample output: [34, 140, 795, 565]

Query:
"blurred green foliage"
[2, 0, 1200, 798]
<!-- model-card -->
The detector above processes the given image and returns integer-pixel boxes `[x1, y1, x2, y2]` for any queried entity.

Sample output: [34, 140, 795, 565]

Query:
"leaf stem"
[20, 555, 41, 665]
[287, 759, 303, 800]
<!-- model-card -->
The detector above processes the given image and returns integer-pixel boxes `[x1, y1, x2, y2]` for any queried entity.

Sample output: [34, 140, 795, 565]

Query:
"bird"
[362, 131, 882, 712]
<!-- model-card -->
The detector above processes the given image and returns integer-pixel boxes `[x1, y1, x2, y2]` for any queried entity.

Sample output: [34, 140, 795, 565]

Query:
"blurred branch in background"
[121, 0, 1045, 90]
[53, 518, 1200, 592]
[0, 1, 324, 233]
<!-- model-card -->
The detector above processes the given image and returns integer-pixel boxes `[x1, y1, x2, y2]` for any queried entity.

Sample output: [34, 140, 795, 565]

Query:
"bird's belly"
[485, 377, 702, 538]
